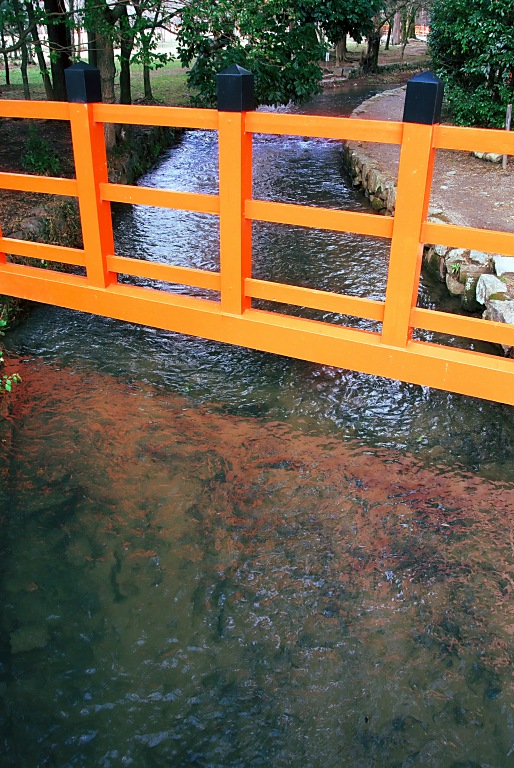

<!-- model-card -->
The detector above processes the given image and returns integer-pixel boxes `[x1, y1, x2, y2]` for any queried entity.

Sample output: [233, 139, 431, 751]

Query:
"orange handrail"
[0, 66, 513, 405]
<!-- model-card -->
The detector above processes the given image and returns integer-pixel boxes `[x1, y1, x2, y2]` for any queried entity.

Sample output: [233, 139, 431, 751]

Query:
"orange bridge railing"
[1, 64, 514, 404]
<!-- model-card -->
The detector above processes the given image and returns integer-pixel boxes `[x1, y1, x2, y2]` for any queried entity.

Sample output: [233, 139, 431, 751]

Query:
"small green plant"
[1, 371, 21, 392]
[22, 123, 61, 176]
[450, 263, 460, 276]
[0, 348, 21, 393]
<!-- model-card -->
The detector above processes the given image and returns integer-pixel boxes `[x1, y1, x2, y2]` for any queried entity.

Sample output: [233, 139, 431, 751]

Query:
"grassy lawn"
[1, 59, 191, 106]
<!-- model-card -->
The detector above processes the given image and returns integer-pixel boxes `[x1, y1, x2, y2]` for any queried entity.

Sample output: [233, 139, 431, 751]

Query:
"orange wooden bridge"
[1, 64, 514, 404]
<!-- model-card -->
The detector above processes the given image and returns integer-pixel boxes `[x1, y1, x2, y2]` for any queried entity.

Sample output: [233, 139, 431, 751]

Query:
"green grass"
[122, 61, 190, 105]
[1, 59, 191, 106]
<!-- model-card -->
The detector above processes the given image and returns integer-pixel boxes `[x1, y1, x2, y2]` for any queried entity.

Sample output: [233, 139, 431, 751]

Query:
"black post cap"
[216, 64, 255, 112]
[403, 71, 444, 125]
[65, 61, 102, 103]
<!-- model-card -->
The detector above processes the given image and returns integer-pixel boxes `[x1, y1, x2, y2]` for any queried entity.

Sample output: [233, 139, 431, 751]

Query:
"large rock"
[483, 299, 514, 356]
[493, 255, 514, 277]
[444, 249, 467, 295]
[476, 274, 508, 305]
[444, 248, 493, 308]
[446, 273, 465, 296]
[469, 250, 493, 267]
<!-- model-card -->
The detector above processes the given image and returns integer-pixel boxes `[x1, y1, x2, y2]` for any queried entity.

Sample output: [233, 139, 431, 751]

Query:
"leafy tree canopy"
[429, 0, 514, 127]
[177, 0, 382, 107]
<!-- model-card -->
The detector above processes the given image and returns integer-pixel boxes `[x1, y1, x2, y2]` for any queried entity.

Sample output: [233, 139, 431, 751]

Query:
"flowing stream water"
[1, 84, 513, 768]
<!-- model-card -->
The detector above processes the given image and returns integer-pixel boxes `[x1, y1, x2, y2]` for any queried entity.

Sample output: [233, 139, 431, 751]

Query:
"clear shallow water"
[1, 88, 514, 767]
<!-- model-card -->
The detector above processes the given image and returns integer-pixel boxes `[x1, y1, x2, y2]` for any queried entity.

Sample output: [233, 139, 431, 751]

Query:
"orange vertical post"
[0, 225, 5, 264]
[66, 63, 116, 290]
[381, 72, 443, 348]
[217, 65, 254, 315]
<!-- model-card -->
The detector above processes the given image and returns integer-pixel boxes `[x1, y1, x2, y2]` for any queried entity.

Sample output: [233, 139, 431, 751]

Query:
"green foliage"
[429, 0, 514, 127]
[22, 122, 61, 176]
[177, 0, 382, 107]
[0, 348, 21, 394]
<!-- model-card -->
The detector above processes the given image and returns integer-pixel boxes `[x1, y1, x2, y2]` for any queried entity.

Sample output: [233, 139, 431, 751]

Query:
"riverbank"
[341, 86, 514, 352]
[0, 123, 179, 326]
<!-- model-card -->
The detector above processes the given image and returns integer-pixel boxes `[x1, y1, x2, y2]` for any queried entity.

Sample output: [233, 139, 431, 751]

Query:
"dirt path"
[348, 87, 514, 233]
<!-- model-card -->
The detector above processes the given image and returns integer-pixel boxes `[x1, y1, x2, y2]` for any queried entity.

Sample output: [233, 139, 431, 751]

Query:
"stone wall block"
[444, 248, 467, 281]
[493, 255, 514, 277]
[446, 273, 466, 296]
[424, 244, 446, 282]
[386, 185, 396, 212]
[476, 274, 508, 306]
[367, 168, 379, 192]
[469, 250, 493, 268]
[459, 263, 491, 284]
[461, 276, 481, 311]
[361, 162, 370, 188]
[483, 299, 514, 356]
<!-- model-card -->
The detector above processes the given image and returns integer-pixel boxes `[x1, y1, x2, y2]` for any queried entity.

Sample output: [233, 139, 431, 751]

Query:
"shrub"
[429, 0, 514, 128]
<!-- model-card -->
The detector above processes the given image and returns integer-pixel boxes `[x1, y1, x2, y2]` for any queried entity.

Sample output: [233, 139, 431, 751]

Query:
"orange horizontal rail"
[246, 113, 403, 143]
[106, 254, 221, 291]
[1, 86, 513, 405]
[246, 278, 384, 321]
[246, 199, 394, 238]
[423, 222, 514, 257]
[92, 103, 218, 130]
[0, 172, 78, 196]
[1, 261, 514, 404]
[100, 183, 219, 214]
[433, 124, 514, 155]
[412, 307, 514, 347]
[0, 99, 71, 120]
[0, 237, 86, 266]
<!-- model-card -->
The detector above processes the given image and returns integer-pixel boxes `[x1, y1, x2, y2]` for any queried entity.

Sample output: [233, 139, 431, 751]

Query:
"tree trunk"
[25, 0, 54, 99]
[44, 0, 72, 101]
[119, 5, 135, 105]
[143, 63, 153, 100]
[20, 40, 30, 98]
[87, 29, 97, 67]
[11, 0, 30, 97]
[95, 30, 117, 149]
[0, 27, 10, 85]
[360, 26, 381, 74]
[384, 24, 391, 51]
[406, 9, 416, 40]
[335, 36, 347, 68]
[391, 11, 402, 46]
[68, 0, 76, 57]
